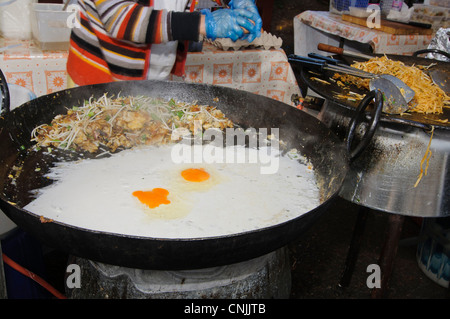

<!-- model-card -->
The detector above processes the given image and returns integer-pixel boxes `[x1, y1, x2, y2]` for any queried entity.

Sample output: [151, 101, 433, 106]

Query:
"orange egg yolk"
[132, 188, 170, 209]
[181, 168, 210, 182]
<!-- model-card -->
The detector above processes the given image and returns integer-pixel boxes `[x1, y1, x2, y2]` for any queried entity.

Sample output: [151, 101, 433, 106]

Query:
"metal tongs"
[288, 54, 414, 114]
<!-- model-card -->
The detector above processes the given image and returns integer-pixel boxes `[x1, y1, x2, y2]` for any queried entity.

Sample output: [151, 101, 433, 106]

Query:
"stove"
[65, 247, 291, 299]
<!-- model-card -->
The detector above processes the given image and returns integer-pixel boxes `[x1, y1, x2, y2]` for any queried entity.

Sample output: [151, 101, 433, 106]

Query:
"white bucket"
[0, 0, 33, 40]
[416, 217, 450, 288]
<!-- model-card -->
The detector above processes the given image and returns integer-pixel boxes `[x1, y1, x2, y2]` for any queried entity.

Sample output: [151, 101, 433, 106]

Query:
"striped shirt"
[67, 0, 201, 85]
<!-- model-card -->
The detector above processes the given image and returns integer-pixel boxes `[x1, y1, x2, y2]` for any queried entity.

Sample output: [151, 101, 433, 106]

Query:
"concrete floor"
[287, 197, 450, 299]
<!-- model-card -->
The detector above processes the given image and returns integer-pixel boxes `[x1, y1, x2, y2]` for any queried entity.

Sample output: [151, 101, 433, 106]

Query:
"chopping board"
[342, 14, 433, 35]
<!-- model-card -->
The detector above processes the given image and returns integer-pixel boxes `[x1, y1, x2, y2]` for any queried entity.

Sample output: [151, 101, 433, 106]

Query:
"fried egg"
[24, 144, 320, 238]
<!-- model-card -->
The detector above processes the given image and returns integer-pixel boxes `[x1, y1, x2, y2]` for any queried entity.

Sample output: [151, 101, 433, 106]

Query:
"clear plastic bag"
[0, 0, 33, 40]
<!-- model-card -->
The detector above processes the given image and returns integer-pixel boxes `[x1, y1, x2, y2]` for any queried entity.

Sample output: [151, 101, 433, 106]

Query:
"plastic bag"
[0, 0, 33, 40]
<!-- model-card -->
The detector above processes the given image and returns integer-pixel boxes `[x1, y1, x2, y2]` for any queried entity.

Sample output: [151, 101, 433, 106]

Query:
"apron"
[148, 0, 190, 80]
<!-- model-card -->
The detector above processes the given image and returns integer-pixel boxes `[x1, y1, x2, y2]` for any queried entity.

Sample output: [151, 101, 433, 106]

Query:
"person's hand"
[202, 8, 259, 42]
[228, 0, 262, 42]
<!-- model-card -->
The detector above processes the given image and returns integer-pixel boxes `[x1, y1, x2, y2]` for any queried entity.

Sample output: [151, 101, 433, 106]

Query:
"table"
[0, 38, 301, 108]
[0, 37, 68, 97]
[294, 11, 434, 57]
[172, 43, 301, 107]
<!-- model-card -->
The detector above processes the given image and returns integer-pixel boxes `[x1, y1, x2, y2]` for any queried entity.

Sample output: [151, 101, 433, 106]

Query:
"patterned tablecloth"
[0, 37, 68, 97]
[0, 38, 302, 107]
[294, 11, 434, 56]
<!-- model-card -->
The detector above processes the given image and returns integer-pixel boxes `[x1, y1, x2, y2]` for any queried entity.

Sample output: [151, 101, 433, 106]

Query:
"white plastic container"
[411, 4, 448, 31]
[31, 3, 72, 50]
[330, 0, 369, 14]
[0, 0, 33, 40]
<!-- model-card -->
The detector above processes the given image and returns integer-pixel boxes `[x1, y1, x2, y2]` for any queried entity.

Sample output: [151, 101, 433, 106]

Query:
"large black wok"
[298, 53, 450, 131]
[0, 80, 350, 270]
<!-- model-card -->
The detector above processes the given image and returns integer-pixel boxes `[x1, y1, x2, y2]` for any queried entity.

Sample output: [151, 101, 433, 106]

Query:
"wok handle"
[307, 53, 343, 65]
[318, 43, 344, 55]
[318, 43, 374, 60]
[288, 55, 374, 79]
[346, 90, 383, 161]
[0, 68, 10, 115]
[413, 49, 450, 61]
[288, 55, 326, 72]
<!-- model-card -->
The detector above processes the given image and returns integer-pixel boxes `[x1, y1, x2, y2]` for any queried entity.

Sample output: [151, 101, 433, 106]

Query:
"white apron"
[147, 0, 190, 80]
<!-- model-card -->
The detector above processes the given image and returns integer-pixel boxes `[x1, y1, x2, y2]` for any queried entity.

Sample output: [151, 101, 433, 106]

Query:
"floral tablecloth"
[294, 11, 434, 56]
[0, 38, 302, 107]
[0, 37, 68, 97]
[173, 42, 301, 106]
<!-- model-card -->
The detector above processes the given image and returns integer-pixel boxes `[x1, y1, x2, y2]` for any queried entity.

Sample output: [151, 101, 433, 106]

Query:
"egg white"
[24, 144, 320, 238]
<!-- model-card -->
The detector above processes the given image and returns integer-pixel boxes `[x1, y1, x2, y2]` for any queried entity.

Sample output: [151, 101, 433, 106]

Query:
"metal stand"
[338, 207, 405, 298]
[338, 206, 369, 288]
[371, 214, 405, 298]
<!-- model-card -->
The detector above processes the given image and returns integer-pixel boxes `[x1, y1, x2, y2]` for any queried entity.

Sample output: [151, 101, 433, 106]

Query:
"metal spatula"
[307, 53, 415, 103]
[288, 55, 410, 114]
[428, 69, 450, 93]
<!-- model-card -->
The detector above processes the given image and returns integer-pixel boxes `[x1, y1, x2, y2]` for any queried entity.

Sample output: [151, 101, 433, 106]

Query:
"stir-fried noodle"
[333, 56, 450, 114]
[31, 94, 234, 153]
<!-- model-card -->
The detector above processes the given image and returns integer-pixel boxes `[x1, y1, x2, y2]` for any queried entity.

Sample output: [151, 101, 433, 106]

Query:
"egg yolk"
[132, 188, 170, 209]
[181, 168, 210, 182]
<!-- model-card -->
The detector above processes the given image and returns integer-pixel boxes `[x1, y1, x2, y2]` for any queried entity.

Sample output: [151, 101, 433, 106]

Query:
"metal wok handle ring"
[346, 90, 383, 161]
[0, 68, 10, 115]
[413, 49, 450, 61]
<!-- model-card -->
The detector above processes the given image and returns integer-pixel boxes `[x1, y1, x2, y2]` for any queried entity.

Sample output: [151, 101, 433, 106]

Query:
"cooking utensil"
[0, 80, 352, 270]
[288, 55, 410, 114]
[413, 49, 450, 61]
[413, 49, 450, 94]
[428, 69, 450, 93]
[307, 53, 416, 103]
[318, 43, 374, 60]
[312, 48, 417, 103]
[385, 19, 432, 29]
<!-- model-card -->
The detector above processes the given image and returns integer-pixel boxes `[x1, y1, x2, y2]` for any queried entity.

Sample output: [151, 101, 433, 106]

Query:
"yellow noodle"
[350, 56, 449, 114]
[414, 126, 434, 188]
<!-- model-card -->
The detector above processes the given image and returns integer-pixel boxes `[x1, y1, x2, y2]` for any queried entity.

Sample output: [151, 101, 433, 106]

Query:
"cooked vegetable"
[31, 94, 234, 153]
